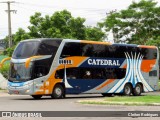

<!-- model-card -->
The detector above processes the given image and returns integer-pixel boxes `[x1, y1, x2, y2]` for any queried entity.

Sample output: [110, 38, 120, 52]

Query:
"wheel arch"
[52, 82, 66, 96]
[53, 82, 65, 91]
[124, 82, 133, 89]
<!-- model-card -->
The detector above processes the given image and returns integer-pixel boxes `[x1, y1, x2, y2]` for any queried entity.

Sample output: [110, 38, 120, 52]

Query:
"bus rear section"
[54, 42, 159, 97]
[6, 38, 159, 99]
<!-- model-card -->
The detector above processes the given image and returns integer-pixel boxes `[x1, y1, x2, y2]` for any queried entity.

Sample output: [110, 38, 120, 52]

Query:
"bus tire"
[102, 93, 114, 97]
[123, 84, 132, 96]
[31, 95, 42, 99]
[133, 84, 142, 96]
[51, 84, 64, 99]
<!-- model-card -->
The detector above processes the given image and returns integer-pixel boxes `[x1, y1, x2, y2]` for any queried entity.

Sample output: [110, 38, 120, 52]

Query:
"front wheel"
[123, 84, 132, 96]
[31, 95, 42, 99]
[133, 84, 142, 96]
[51, 84, 64, 99]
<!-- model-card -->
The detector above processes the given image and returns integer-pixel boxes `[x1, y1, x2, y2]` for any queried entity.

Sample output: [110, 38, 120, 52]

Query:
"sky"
[0, 0, 159, 40]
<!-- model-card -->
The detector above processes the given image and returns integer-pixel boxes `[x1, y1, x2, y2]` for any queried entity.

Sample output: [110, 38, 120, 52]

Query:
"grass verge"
[0, 87, 7, 92]
[79, 95, 160, 106]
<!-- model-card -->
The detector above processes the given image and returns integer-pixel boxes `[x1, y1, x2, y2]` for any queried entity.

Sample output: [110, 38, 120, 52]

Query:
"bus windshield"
[10, 62, 32, 81]
[12, 41, 40, 59]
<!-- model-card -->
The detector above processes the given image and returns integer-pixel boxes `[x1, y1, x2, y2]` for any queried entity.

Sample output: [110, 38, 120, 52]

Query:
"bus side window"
[149, 70, 157, 77]
[60, 43, 81, 58]
[105, 68, 126, 79]
[34, 66, 49, 78]
[83, 71, 92, 79]
[55, 68, 126, 80]
[55, 69, 64, 79]
[67, 69, 77, 79]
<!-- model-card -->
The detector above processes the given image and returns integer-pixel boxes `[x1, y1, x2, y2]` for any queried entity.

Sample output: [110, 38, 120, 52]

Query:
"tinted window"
[55, 67, 126, 79]
[105, 68, 126, 79]
[109, 46, 157, 60]
[112, 46, 137, 58]
[114, 46, 127, 58]
[82, 44, 107, 57]
[37, 40, 61, 56]
[60, 42, 157, 60]
[81, 44, 94, 57]
[12, 41, 40, 59]
[60, 42, 81, 58]
[33, 65, 49, 78]
[33, 40, 62, 79]
[105, 46, 116, 58]
[149, 70, 157, 77]
[140, 48, 157, 59]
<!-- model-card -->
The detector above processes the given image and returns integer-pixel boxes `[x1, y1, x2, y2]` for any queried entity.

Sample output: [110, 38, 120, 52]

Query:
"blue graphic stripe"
[113, 52, 133, 93]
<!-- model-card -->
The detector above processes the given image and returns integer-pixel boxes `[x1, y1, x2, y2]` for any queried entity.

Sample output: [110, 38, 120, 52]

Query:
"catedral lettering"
[88, 59, 120, 66]
[0, 38, 158, 99]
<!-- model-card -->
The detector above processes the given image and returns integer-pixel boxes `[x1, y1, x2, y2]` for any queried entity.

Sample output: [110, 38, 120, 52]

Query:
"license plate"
[13, 91, 19, 94]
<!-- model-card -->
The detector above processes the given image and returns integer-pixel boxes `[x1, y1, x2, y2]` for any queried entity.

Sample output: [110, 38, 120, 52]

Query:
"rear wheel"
[133, 84, 142, 96]
[31, 95, 42, 99]
[51, 84, 64, 99]
[123, 84, 132, 96]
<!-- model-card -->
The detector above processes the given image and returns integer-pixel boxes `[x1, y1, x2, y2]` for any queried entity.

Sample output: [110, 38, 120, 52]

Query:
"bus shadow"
[11, 94, 104, 101]
[11, 92, 155, 101]
[65, 95, 104, 99]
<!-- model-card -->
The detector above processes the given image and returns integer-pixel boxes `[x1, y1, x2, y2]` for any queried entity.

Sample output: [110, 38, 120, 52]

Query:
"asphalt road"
[0, 92, 160, 120]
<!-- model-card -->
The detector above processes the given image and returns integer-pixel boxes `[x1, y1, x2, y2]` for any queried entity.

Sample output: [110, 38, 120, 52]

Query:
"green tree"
[28, 12, 43, 38]
[3, 28, 30, 56]
[28, 10, 86, 39]
[101, 0, 160, 44]
[69, 17, 86, 39]
[13, 28, 30, 44]
[146, 37, 160, 48]
[86, 27, 105, 41]
[28, 10, 105, 40]
[3, 10, 105, 56]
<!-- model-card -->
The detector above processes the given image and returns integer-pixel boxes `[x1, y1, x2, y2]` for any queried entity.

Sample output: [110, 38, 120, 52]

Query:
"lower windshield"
[12, 41, 40, 59]
[9, 63, 32, 82]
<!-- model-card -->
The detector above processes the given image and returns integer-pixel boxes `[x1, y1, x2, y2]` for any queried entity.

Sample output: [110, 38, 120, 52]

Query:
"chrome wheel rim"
[55, 88, 62, 97]
[125, 86, 131, 95]
[136, 86, 141, 94]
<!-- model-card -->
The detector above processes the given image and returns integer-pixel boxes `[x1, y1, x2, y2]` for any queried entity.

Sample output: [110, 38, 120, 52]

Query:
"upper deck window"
[12, 39, 62, 59]
[61, 42, 157, 60]
[37, 40, 61, 56]
[60, 42, 81, 58]
[12, 41, 40, 59]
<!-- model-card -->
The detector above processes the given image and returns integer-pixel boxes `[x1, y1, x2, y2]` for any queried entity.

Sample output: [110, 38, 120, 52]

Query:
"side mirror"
[0, 57, 11, 68]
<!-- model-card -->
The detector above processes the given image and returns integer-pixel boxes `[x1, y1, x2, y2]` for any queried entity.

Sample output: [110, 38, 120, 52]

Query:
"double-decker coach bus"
[5, 38, 159, 99]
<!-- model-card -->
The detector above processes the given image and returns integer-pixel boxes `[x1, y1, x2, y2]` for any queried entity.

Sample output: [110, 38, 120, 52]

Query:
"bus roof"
[113, 43, 137, 47]
[20, 38, 63, 42]
[19, 38, 158, 49]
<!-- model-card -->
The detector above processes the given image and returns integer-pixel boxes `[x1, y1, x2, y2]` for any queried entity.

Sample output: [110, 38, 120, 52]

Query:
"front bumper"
[7, 81, 34, 95]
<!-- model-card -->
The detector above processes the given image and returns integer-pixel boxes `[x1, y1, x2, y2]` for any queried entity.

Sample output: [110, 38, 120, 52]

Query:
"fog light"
[25, 90, 30, 93]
